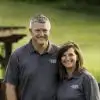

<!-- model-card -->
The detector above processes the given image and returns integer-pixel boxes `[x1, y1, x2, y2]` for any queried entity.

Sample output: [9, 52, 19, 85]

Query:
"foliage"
[3, 0, 100, 5]
[0, 1, 100, 81]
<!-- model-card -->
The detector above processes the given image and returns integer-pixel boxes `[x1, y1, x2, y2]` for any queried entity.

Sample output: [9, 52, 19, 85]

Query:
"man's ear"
[29, 29, 33, 35]
[29, 29, 32, 33]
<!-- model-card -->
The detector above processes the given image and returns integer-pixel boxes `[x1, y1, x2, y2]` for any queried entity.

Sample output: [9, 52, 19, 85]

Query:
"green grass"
[0, 1, 100, 81]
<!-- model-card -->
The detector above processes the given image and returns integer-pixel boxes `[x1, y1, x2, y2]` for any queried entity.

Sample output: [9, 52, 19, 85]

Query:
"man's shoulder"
[51, 43, 59, 50]
[12, 43, 29, 56]
[50, 43, 60, 54]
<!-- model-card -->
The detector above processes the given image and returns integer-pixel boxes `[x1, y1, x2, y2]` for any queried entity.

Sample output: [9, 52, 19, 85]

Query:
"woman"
[57, 41, 100, 100]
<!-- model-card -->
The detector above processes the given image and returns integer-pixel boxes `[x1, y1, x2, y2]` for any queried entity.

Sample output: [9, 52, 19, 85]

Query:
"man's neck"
[32, 40, 49, 54]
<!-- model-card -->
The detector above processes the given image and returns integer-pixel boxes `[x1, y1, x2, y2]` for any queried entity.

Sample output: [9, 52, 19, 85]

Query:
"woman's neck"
[66, 68, 74, 78]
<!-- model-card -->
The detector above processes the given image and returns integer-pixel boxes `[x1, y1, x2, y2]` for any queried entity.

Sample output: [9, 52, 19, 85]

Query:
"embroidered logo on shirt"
[70, 85, 79, 89]
[49, 59, 56, 64]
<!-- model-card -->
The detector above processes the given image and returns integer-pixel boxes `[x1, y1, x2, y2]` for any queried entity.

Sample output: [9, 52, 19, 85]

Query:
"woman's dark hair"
[57, 41, 84, 80]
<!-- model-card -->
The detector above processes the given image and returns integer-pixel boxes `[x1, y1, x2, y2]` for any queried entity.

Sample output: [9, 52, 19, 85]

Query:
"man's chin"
[37, 41, 46, 45]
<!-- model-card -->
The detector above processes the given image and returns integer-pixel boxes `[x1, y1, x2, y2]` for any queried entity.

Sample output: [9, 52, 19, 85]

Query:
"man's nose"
[39, 30, 44, 36]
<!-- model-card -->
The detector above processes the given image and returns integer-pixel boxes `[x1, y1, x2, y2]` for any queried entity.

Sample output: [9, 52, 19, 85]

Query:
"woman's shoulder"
[81, 69, 96, 81]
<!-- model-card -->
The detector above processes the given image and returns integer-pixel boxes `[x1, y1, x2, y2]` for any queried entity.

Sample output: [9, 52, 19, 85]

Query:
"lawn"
[0, 1, 100, 81]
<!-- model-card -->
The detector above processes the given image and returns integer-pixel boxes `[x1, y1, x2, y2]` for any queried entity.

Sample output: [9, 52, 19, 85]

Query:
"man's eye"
[35, 29, 40, 32]
[43, 29, 47, 32]
[34, 29, 48, 33]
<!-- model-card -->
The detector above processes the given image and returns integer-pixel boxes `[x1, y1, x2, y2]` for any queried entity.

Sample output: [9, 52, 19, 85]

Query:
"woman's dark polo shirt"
[57, 70, 100, 100]
[4, 40, 59, 100]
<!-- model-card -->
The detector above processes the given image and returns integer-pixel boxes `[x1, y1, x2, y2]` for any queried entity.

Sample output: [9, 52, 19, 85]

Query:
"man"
[4, 14, 59, 100]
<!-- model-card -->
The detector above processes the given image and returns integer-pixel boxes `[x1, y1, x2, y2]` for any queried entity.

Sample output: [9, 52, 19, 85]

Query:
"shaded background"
[0, 0, 100, 81]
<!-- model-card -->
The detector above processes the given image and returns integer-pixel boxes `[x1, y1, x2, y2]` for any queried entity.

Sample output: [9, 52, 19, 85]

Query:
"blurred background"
[0, 0, 100, 81]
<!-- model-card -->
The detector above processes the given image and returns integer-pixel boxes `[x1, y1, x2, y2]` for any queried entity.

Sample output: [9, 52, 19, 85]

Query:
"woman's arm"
[82, 72, 100, 100]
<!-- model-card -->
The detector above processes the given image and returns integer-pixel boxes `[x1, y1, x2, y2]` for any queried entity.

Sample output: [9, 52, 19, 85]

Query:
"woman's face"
[61, 47, 77, 70]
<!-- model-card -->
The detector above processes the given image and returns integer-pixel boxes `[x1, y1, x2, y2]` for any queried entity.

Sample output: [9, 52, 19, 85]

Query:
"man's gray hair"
[29, 14, 51, 29]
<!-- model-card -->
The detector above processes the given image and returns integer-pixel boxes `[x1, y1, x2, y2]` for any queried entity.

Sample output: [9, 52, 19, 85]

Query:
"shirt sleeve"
[82, 72, 100, 100]
[4, 52, 19, 86]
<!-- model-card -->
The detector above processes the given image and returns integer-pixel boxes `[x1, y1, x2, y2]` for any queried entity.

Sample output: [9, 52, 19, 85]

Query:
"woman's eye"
[69, 53, 73, 56]
[62, 54, 66, 57]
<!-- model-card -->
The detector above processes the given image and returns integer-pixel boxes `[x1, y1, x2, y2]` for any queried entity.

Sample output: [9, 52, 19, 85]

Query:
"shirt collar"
[72, 72, 83, 79]
[46, 41, 56, 54]
[65, 72, 82, 80]
[28, 40, 57, 54]
[28, 40, 35, 53]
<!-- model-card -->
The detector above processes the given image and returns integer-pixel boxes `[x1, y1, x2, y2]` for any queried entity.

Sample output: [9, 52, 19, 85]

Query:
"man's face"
[30, 21, 51, 45]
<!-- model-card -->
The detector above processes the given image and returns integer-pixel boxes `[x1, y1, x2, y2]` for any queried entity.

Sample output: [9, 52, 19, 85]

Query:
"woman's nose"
[65, 55, 70, 60]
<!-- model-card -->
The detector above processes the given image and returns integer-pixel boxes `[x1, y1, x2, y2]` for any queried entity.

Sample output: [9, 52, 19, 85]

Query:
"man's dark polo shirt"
[4, 40, 59, 100]
[57, 70, 100, 100]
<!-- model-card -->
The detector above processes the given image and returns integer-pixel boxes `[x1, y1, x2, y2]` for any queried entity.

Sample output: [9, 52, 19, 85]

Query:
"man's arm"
[6, 83, 17, 100]
[4, 52, 19, 100]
